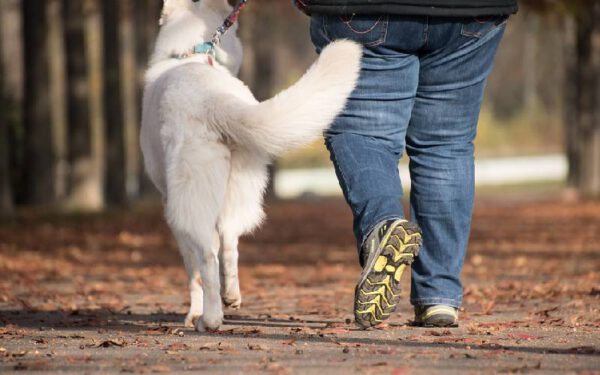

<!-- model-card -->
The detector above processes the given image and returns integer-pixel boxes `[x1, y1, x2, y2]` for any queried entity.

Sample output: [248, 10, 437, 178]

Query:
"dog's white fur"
[141, 0, 361, 331]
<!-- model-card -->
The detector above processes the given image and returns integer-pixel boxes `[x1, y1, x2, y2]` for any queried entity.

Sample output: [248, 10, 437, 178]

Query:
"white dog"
[141, 0, 361, 331]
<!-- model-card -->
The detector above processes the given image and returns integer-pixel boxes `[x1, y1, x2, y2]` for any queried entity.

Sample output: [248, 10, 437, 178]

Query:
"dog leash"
[172, 0, 249, 65]
[212, 0, 249, 47]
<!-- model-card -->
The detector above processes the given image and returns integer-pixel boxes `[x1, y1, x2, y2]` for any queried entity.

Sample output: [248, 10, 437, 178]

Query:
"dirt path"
[1, 198, 599, 373]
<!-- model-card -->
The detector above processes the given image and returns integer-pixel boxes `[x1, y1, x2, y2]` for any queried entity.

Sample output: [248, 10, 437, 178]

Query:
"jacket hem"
[305, 4, 518, 17]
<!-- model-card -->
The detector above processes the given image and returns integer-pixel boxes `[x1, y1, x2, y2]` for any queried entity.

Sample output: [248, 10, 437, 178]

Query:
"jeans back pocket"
[461, 16, 508, 39]
[324, 14, 389, 47]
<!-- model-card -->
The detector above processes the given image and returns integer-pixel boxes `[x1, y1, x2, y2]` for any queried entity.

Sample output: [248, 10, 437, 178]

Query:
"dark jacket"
[294, 0, 518, 17]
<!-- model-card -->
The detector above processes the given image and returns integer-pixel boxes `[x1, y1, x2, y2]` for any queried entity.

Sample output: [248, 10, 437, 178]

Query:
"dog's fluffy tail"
[234, 40, 362, 156]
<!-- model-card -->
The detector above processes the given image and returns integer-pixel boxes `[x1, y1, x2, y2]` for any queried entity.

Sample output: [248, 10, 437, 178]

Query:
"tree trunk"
[0, 97, 11, 214]
[63, 0, 103, 210]
[103, 0, 127, 205]
[0, 0, 24, 101]
[0, 0, 23, 211]
[119, 0, 140, 199]
[523, 11, 539, 117]
[84, 0, 107, 210]
[239, 6, 279, 199]
[21, 0, 55, 205]
[48, 0, 68, 202]
[0, 6, 12, 214]
[574, 2, 600, 198]
[564, 15, 579, 190]
[581, 1, 600, 197]
[134, 0, 161, 70]
[135, 0, 161, 197]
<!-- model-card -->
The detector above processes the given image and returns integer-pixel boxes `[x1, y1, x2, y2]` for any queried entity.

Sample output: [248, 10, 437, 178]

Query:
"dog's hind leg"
[173, 230, 222, 331]
[164, 136, 231, 331]
[173, 233, 204, 327]
[219, 233, 241, 309]
[218, 152, 269, 310]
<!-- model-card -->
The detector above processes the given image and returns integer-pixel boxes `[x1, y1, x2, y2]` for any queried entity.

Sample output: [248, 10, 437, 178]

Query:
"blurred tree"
[0, 0, 23, 213]
[0, 9, 11, 214]
[571, 1, 600, 198]
[239, 5, 277, 102]
[103, 0, 127, 205]
[522, 0, 600, 198]
[21, 0, 55, 205]
[119, 0, 140, 199]
[63, 0, 104, 210]
[84, 0, 106, 210]
[239, 4, 279, 198]
[48, 0, 68, 201]
[522, 10, 540, 116]
[563, 14, 578, 191]
[135, 0, 161, 197]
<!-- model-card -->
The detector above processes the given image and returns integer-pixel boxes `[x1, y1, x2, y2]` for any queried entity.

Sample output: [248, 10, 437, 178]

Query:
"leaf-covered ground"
[0, 196, 598, 374]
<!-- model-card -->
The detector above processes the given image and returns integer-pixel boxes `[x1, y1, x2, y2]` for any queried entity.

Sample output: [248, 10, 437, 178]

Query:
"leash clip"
[194, 42, 217, 58]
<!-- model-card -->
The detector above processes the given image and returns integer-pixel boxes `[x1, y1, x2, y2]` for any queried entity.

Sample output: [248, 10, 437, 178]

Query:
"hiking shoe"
[414, 305, 459, 327]
[354, 219, 422, 328]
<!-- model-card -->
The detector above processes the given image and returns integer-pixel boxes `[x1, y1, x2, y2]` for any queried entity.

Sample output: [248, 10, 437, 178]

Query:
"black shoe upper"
[360, 219, 399, 268]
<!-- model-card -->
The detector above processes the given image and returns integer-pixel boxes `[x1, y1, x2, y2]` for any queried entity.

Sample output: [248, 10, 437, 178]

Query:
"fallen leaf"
[506, 333, 539, 341]
[95, 339, 127, 348]
[164, 343, 189, 352]
[199, 342, 233, 352]
[319, 327, 350, 335]
[424, 330, 453, 337]
[248, 344, 266, 351]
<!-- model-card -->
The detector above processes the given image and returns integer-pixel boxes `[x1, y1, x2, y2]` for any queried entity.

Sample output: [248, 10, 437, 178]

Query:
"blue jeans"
[310, 14, 507, 308]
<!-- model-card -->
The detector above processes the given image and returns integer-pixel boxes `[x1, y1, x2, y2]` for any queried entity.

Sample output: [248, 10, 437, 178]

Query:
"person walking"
[293, 0, 518, 328]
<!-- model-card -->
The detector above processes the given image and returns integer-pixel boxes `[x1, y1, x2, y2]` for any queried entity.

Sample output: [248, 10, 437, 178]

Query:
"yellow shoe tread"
[355, 221, 423, 328]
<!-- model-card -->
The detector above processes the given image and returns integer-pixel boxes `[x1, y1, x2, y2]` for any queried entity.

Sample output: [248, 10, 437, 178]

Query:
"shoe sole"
[354, 221, 422, 328]
[414, 305, 459, 327]
[414, 318, 459, 328]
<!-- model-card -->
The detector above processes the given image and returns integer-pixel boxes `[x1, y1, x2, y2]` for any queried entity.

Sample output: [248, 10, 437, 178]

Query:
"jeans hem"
[411, 297, 462, 309]
[359, 214, 405, 249]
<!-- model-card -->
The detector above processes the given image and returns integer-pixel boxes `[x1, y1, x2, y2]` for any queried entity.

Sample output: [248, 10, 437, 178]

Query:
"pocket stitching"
[324, 15, 389, 47]
[367, 17, 389, 47]
[461, 28, 483, 38]
[340, 15, 384, 35]
[461, 16, 508, 38]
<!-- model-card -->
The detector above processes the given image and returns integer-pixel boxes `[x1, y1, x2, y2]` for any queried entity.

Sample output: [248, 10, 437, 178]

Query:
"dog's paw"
[196, 314, 223, 332]
[221, 281, 242, 309]
[222, 296, 242, 310]
[184, 313, 201, 328]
